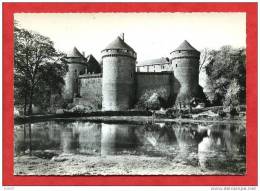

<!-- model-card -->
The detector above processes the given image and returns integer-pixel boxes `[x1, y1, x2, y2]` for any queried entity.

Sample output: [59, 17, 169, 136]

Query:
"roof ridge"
[137, 57, 170, 66]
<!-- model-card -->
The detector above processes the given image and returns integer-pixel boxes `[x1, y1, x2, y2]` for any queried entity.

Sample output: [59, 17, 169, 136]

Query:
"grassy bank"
[14, 110, 152, 125]
[14, 154, 244, 176]
[15, 115, 245, 126]
[14, 106, 246, 125]
[79, 116, 246, 125]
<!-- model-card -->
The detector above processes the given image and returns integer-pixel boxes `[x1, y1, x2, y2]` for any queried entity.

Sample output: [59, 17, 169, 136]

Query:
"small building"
[136, 57, 171, 72]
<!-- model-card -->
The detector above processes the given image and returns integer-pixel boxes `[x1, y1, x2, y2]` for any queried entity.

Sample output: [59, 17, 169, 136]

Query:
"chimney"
[82, 51, 85, 57]
[120, 33, 124, 41]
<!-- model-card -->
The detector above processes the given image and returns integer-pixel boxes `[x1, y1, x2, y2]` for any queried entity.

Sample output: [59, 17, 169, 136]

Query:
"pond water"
[14, 120, 246, 175]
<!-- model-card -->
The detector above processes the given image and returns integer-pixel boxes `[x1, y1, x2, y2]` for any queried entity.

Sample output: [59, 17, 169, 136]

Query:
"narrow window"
[176, 64, 177, 67]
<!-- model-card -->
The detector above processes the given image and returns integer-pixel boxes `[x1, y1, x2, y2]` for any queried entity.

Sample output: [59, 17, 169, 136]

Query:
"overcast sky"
[15, 13, 246, 62]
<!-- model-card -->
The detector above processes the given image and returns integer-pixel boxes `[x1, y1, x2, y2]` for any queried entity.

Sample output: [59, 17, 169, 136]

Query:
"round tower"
[63, 47, 87, 101]
[170, 40, 200, 104]
[101, 35, 137, 111]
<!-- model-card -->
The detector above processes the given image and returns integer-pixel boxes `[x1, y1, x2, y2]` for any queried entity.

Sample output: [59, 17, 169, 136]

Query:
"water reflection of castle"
[15, 122, 245, 173]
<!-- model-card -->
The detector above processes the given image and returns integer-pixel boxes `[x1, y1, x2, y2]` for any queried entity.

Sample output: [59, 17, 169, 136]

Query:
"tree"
[223, 79, 241, 108]
[135, 88, 168, 110]
[199, 48, 213, 73]
[14, 24, 67, 115]
[205, 46, 246, 106]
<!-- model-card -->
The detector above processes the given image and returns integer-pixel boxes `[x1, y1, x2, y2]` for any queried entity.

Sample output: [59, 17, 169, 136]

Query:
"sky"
[15, 12, 246, 62]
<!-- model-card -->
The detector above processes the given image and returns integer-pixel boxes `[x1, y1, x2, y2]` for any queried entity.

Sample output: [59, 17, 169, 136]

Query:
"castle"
[62, 34, 201, 111]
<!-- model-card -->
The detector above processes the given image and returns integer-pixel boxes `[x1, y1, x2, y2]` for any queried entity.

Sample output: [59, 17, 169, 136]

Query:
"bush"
[66, 103, 76, 110]
[135, 88, 168, 110]
[165, 108, 179, 118]
[223, 79, 241, 108]
[230, 107, 239, 116]
[61, 102, 68, 109]
[175, 94, 191, 108]
[218, 110, 227, 118]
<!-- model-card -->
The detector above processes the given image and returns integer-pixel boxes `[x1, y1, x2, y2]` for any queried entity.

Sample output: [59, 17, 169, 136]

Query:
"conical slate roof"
[64, 47, 87, 65]
[173, 40, 199, 52]
[86, 54, 97, 64]
[103, 36, 135, 53]
[67, 47, 85, 58]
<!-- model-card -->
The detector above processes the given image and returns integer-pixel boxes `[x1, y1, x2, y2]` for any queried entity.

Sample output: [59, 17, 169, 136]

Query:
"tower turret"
[170, 40, 200, 104]
[101, 35, 137, 111]
[63, 47, 87, 101]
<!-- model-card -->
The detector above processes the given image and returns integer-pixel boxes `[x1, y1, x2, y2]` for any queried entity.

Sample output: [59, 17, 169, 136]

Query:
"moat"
[14, 120, 246, 175]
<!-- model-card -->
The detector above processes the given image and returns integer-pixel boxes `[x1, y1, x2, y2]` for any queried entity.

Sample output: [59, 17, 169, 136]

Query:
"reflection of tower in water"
[59, 122, 102, 155]
[101, 123, 138, 155]
[72, 122, 101, 154]
[61, 128, 73, 153]
[172, 122, 207, 166]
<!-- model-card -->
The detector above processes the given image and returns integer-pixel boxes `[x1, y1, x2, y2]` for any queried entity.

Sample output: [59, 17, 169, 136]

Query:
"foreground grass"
[14, 153, 244, 176]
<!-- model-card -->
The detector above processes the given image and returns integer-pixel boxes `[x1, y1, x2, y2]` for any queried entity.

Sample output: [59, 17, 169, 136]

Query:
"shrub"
[230, 107, 239, 116]
[223, 79, 241, 108]
[175, 93, 191, 108]
[66, 103, 76, 110]
[69, 105, 87, 113]
[135, 88, 168, 110]
[218, 110, 226, 118]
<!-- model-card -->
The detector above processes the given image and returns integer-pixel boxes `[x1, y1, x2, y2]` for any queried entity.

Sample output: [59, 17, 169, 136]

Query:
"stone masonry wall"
[135, 72, 174, 102]
[74, 75, 102, 108]
[75, 72, 176, 109]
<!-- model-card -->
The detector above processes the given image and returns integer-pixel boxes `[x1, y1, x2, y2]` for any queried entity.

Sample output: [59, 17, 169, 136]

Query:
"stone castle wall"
[74, 74, 102, 108]
[79, 74, 102, 98]
[135, 72, 174, 102]
[69, 54, 200, 109]
[75, 72, 175, 109]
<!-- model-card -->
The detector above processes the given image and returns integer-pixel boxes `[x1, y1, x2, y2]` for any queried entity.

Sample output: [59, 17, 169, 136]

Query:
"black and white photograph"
[14, 12, 246, 176]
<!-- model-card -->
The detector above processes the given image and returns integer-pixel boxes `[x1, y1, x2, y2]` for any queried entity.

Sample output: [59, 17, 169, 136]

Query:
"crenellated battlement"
[101, 49, 137, 59]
